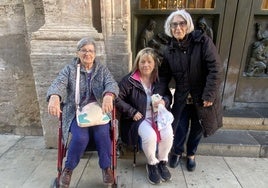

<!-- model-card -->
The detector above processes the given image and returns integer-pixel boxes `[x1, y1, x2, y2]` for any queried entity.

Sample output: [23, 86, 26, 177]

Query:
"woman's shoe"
[59, 168, 73, 188]
[158, 161, 171, 181]
[168, 153, 181, 168]
[102, 167, 114, 185]
[146, 164, 161, 184]
[186, 157, 196, 171]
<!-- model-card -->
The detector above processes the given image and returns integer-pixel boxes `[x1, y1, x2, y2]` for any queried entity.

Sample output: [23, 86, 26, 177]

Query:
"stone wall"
[0, 0, 44, 135]
[0, 0, 131, 148]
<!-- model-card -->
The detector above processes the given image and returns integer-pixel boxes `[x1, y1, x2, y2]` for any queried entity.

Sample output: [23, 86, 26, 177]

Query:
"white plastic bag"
[151, 94, 162, 112]
[157, 104, 174, 130]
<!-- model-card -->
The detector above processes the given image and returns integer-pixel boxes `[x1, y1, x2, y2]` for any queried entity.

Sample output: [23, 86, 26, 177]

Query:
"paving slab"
[1, 135, 268, 188]
[224, 157, 268, 188]
[68, 158, 89, 188]
[77, 154, 104, 188]
[0, 134, 22, 155]
[182, 155, 242, 188]
[117, 151, 187, 188]
[0, 138, 93, 188]
[22, 149, 57, 188]
[131, 153, 150, 188]
[116, 157, 133, 188]
[0, 142, 48, 187]
[167, 165, 187, 188]
[17, 136, 47, 149]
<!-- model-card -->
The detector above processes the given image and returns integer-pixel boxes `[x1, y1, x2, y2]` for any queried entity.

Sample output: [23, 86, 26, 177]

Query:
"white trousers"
[138, 119, 174, 165]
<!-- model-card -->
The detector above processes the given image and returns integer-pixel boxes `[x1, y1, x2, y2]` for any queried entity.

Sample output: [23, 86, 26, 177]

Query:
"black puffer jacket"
[115, 73, 171, 146]
[156, 30, 223, 137]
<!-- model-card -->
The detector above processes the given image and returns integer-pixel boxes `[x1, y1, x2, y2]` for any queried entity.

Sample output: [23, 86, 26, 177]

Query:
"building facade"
[0, 0, 267, 147]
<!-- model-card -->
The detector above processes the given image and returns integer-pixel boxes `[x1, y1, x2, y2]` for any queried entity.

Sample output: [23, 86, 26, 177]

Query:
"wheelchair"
[51, 108, 118, 188]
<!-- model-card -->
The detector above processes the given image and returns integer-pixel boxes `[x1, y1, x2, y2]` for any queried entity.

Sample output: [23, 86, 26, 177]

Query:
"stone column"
[30, 0, 105, 148]
[100, 0, 132, 81]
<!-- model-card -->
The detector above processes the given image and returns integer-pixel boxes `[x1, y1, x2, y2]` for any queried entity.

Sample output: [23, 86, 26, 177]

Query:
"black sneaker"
[146, 164, 161, 184]
[158, 161, 171, 181]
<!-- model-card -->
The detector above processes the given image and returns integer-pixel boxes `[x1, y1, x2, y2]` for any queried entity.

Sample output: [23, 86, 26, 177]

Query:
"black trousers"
[172, 104, 203, 156]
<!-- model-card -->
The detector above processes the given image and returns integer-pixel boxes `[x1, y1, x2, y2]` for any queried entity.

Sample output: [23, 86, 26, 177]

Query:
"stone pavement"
[0, 134, 268, 188]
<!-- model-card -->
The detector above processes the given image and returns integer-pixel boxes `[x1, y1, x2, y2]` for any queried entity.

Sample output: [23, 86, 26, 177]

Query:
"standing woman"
[47, 37, 119, 187]
[115, 48, 173, 185]
[156, 9, 223, 171]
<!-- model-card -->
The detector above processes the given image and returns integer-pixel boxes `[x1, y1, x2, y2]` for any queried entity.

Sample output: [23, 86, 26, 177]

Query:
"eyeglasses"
[79, 49, 95, 54]
[170, 21, 187, 29]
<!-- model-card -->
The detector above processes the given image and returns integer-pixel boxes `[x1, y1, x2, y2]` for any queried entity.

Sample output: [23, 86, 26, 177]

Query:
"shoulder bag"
[75, 63, 110, 127]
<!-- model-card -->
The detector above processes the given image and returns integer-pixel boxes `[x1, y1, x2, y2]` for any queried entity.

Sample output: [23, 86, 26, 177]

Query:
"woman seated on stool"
[115, 47, 174, 185]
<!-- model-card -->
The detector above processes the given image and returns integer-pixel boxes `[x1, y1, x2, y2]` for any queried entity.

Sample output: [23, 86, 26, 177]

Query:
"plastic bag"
[157, 104, 174, 130]
[151, 94, 162, 112]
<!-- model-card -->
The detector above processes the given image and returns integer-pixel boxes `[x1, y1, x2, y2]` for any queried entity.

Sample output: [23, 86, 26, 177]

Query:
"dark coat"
[157, 30, 223, 137]
[115, 72, 171, 146]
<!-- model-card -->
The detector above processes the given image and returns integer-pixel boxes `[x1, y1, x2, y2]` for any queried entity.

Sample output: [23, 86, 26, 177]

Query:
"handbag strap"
[151, 109, 161, 142]
[75, 63, 81, 110]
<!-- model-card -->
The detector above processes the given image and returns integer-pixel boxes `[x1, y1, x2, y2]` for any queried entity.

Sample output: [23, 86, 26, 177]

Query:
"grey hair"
[76, 37, 96, 51]
[164, 9, 194, 37]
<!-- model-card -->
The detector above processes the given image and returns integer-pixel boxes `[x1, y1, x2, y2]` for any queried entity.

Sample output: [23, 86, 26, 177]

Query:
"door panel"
[223, 0, 268, 108]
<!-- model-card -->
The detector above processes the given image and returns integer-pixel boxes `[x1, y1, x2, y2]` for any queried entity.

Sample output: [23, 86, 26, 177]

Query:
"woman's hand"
[152, 99, 166, 110]
[133, 112, 143, 121]
[102, 95, 113, 113]
[203, 100, 213, 107]
[48, 95, 62, 118]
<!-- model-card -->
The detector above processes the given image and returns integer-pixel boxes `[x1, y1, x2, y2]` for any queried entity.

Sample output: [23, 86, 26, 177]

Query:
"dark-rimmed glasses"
[170, 21, 187, 29]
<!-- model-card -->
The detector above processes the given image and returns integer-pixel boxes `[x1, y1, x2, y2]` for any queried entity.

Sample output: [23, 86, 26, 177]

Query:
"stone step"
[198, 129, 268, 158]
[223, 108, 268, 130]
[117, 129, 268, 159]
